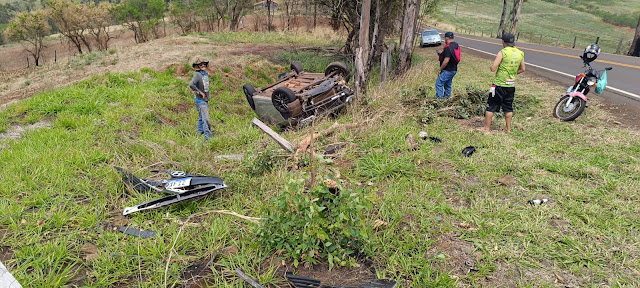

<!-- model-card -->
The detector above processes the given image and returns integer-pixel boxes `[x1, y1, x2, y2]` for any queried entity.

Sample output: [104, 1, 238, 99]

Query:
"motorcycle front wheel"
[553, 95, 586, 121]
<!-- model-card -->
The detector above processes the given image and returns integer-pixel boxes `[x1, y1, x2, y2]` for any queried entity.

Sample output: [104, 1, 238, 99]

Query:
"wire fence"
[455, 27, 635, 55]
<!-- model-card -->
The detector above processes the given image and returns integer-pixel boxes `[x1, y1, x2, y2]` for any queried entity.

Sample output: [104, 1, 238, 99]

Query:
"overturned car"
[243, 61, 354, 127]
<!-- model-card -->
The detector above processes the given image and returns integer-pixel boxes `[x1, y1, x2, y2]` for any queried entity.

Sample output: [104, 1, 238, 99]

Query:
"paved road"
[450, 33, 640, 106]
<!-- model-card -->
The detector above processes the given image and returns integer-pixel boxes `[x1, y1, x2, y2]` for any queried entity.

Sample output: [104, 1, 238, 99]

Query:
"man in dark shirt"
[435, 32, 461, 98]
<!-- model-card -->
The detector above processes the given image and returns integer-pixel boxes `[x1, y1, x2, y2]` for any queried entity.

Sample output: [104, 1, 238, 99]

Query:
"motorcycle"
[553, 43, 612, 121]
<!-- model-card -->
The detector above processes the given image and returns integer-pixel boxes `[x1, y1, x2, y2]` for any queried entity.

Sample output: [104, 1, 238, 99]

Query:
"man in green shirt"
[482, 33, 525, 133]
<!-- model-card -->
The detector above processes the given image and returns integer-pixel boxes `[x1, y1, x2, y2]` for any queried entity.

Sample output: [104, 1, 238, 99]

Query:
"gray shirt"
[189, 71, 210, 101]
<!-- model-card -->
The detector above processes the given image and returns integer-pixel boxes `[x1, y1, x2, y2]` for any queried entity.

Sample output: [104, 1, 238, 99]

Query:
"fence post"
[595, 36, 599, 44]
[616, 38, 624, 54]
[539, 34, 543, 44]
[55, 50, 57, 63]
[573, 36, 577, 48]
[556, 35, 560, 47]
[517, 32, 520, 41]
[381, 48, 388, 88]
[27, 57, 29, 68]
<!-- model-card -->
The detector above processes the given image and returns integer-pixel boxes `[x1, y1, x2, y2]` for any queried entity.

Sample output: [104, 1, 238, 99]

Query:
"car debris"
[428, 136, 442, 143]
[119, 226, 157, 238]
[285, 272, 397, 288]
[244, 61, 354, 127]
[115, 166, 227, 215]
[462, 146, 476, 157]
[235, 268, 266, 288]
[528, 198, 548, 206]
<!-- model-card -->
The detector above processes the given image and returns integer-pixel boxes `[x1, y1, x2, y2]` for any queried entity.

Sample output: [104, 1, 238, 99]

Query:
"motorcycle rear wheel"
[553, 95, 586, 121]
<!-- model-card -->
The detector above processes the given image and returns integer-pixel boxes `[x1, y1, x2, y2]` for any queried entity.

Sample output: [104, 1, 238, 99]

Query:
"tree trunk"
[497, 0, 508, 38]
[355, 0, 372, 98]
[397, 0, 419, 75]
[509, 0, 523, 35]
[267, 0, 272, 32]
[628, 14, 640, 57]
[368, 0, 381, 72]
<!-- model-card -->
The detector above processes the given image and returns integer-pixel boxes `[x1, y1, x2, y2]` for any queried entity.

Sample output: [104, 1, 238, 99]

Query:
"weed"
[108, 48, 117, 55]
[260, 173, 372, 269]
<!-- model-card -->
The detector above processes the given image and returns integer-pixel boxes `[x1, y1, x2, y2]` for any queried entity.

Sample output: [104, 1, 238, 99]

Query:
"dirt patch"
[259, 254, 378, 287]
[0, 246, 14, 263]
[475, 260, 582, 288]
[289, 262, 376, 287]
[0, 120, 52, 142]
[428, 233, 480, 277]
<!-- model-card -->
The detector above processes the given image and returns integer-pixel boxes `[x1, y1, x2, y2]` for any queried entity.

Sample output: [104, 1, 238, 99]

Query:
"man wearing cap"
[483, 33, 525, 133]
[189, 60, 213, 140]
[435, 31, 461, 98]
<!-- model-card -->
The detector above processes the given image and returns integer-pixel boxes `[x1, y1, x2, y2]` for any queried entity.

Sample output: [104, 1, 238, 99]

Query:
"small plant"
[221, 66, 232, 73]
[260, 174, 372, 269]
[108, 48, 117, 55]
[244, 149, 282, 177]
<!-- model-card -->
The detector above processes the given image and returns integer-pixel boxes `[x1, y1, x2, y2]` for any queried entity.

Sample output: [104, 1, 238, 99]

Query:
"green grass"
[1, 31, 639, 287]
[436, 0, 638, 53]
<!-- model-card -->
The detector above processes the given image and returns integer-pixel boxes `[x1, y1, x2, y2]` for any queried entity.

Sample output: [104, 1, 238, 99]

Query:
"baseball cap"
[502, 33, 515, 46]
[444, 32, 454, 39]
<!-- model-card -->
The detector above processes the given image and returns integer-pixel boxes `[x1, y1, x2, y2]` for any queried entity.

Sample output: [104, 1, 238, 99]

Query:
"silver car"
[420, 29, 442, 47]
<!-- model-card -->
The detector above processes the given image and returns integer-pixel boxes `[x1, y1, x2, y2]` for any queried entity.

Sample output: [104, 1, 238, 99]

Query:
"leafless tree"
[628, 14, 640, 57]
[497, 0, 508, 38]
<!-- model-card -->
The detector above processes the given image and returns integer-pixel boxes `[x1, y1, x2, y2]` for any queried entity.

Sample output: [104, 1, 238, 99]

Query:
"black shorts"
[486, 86, 515, 113]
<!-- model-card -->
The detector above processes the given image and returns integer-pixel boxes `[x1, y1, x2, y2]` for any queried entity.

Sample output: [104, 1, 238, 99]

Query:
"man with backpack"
[435, 31, 461, 98]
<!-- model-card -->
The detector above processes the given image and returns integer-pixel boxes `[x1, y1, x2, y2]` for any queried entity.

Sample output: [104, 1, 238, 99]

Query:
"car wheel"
[243, 83, 257, 110]
[272, 87, 297, 119]
[290, 61, 303, 74]
[324, 61, 350, 83]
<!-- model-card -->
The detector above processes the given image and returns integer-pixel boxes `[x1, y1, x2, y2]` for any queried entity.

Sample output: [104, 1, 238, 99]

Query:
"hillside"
[1, 26, 640, 287]
[434, 0, 638, 53]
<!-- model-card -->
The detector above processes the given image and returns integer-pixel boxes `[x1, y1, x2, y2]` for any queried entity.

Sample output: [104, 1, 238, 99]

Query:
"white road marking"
[462, 46, 640, 101]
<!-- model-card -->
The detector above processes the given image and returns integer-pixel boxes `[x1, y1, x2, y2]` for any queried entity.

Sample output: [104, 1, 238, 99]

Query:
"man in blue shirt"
[189, 60, 212, 140]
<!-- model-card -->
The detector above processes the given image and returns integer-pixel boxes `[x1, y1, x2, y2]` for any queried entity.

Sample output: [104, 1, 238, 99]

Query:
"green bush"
[259, 174, 372, 269]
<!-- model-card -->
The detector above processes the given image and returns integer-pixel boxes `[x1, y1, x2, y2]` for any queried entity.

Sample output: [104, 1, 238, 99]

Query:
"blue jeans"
[435, 70, 457, 98]
[196, 101, 212, 139]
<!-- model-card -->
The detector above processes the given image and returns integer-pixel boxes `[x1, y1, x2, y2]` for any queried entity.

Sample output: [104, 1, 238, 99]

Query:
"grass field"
[435, 0, 638, 53]
[1, 29, 639, 287]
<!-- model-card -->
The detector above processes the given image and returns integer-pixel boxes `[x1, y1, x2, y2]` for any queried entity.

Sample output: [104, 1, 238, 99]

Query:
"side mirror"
[605, 67, 613, 71]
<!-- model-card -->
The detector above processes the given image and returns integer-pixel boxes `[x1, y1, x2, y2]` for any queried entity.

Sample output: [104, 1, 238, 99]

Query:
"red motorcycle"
[554, 44, 612, 121]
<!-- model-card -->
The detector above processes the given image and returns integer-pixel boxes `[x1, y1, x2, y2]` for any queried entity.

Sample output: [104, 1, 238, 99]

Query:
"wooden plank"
[0, 260, 22, 288]
[251, 118, 295, 153]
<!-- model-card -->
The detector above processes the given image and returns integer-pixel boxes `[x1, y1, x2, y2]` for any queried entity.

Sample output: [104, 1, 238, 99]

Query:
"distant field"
[436, 0, 637, 54]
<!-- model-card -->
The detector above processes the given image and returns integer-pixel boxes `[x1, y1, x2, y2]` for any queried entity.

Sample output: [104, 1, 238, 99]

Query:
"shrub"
[259, 174, 372, 269]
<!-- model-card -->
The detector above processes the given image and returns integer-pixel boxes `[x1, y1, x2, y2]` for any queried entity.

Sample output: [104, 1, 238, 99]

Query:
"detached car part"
[285, 272, 397, 288]
[115, 166, 227, 215]
[244, 61, 354, 127]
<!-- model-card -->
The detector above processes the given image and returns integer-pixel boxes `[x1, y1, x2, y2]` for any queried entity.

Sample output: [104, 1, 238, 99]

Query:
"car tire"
[290, 62, 303, 74]
[272, 87, 297, 119]
[324, 62, 350, 83]
[243, 83, 257, 110]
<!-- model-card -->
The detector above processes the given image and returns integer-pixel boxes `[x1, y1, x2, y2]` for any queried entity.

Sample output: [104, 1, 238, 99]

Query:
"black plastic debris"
[115, 166, 227, 215]
[119, 226, 156, 238]
[236, 268, 266, 288]
[462, 146, 476, 157]
[428, 136, 442, 143]
[285, 272, 397, 288]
